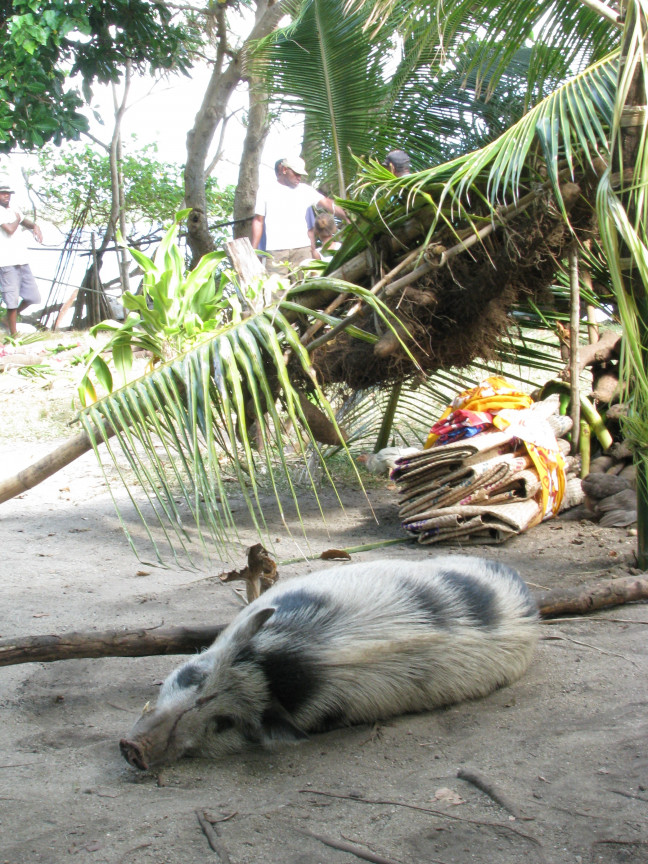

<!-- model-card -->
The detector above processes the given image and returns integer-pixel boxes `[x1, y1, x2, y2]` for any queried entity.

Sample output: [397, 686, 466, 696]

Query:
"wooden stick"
[0, 624, 225, 667]
[457, 768, 529, 820]
[536, 576, 648, 618]
[195, 810, 231, 863]
[300, 829, 404, 864]
[298, 789, 543, 846]
[0, 420, 117, 505]
[568, 243, 581, 453]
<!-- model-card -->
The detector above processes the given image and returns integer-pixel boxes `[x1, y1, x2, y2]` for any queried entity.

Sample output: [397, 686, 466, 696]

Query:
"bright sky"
[85, 66, 305, 189]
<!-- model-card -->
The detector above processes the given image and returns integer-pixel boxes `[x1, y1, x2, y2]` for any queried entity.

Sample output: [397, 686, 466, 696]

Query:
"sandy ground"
[1, 367, 647, 864]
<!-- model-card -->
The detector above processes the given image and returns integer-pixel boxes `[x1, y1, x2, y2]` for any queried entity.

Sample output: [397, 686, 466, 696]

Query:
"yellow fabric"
[493, 409, 566, 519]
[424, 376, 534, 448]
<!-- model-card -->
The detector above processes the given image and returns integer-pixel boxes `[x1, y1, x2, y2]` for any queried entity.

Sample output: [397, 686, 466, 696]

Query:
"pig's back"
[235, 555, 539, 728]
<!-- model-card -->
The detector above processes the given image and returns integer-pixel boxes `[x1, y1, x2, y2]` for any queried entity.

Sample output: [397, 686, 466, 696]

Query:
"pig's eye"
[175, 664, 207, 690]
[211, 716, 235, 734]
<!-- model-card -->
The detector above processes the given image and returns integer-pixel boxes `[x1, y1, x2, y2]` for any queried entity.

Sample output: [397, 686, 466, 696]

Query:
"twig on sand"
[457, 768, 530, 821]
[298, 829, 404, 864]
[543, 633, 638, 665]
[298, 789, 543, 847]
[195, 810, 232, 862]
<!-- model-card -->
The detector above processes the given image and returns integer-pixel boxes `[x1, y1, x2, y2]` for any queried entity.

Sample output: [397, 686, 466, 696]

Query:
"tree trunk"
[0, 423, 116, 505]
[233, 76, 271, 241]
[185, 0, 292, 266]
[72, 65, 132, 328]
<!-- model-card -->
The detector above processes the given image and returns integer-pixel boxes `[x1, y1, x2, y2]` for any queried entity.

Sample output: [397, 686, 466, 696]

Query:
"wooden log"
[0, 429, 109, 505]
[536, 576, 648, 618]
[0, 577, 646, 668]
[0, 625, 224, 667]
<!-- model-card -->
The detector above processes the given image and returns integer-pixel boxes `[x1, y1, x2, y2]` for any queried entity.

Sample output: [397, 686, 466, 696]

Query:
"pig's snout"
[120, 739, 149, 771]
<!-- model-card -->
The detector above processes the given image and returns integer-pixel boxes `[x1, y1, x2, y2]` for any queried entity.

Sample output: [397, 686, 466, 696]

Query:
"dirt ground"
[1, 357, 647, 864]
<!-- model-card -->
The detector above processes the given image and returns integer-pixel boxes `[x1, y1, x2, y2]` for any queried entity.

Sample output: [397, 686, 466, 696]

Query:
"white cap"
[282, 156, 308, 176]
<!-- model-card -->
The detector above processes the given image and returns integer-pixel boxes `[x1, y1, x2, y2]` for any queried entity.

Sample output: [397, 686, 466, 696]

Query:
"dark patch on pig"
[259, 648, 320, 714]
[400, 579, 448, 626]
[441, 570, 497, 627]
[485, 561, 538, 616]
[175, 664, 207, 690]
[272, 588, 336, 622]
[233, 642, 320, 715]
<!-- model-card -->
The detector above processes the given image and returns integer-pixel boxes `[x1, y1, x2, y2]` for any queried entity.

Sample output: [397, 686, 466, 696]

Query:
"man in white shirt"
[0, 181, 43, 335]
[251, 157, 346, 276]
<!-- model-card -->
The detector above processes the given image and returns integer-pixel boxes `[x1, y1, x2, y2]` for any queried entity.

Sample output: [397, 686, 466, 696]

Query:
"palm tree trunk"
[0, 426, 115, 505]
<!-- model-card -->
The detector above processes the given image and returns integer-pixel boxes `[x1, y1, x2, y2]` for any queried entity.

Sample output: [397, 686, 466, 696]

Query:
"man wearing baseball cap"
[251, 156, 347, 276]
[0, 180, 43, 335]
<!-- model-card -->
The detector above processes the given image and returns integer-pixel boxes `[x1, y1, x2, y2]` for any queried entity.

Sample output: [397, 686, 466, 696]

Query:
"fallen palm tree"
[0, 52, 627, 564]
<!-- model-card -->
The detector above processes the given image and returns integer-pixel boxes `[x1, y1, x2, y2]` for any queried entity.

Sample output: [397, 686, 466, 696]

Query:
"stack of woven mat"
[392, 377, 583, 544]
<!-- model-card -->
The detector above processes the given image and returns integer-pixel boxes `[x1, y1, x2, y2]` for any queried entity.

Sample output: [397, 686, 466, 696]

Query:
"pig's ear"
[235, 607, 275, 643]
[261, 698, 309, 743]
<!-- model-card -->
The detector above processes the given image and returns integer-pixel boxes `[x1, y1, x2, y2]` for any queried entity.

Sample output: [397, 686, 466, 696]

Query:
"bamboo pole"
[569, 243, 581, 454]
[0, 423, 116, 505]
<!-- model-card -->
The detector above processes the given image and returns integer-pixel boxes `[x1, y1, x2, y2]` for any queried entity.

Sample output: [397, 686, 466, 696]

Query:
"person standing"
[0, 180, 42, 335]
[251, 157, 346, 276]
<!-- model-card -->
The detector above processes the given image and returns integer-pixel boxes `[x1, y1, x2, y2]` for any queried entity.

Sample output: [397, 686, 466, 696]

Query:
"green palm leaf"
[352, 52, 617, 234]
[74, 285, 409, 565]
[254, 0, 391, 194]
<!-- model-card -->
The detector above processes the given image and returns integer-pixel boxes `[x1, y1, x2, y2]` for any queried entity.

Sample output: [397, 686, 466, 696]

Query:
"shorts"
[0, 264, 41, 309]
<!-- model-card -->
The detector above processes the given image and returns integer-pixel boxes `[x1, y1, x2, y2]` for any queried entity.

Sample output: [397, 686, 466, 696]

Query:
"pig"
[120, 556, 539, 770]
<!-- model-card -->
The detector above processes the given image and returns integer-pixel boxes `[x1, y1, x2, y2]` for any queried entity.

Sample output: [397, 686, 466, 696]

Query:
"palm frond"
[253, 0, 391, 194]
[350, 0, 621, 97]
[74, 284, 410, 565]
[352, 52, 617, 233]
[596, 0, 648, 439]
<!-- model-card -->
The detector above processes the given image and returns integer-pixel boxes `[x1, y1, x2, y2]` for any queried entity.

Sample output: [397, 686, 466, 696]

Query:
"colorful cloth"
[427, 409, 494, 446]
[424, 376, 534, 448]
[424, 376, 565, 518]
[493, 407, 566, 519]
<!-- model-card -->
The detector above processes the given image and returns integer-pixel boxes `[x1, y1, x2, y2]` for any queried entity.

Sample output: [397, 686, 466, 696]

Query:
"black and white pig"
[120, 556, 539, 770]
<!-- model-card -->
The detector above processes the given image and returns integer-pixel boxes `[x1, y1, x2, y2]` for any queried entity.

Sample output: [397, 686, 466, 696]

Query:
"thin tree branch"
[577, 0, 623, 27]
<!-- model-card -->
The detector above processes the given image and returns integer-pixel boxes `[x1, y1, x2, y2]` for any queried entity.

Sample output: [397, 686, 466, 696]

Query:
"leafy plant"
[78, 210, 234, 404]
[0, 0, 197, 152]
[32, 141, 235, 247]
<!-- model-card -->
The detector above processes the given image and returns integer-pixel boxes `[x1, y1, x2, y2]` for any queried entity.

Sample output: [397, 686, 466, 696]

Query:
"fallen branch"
[1, 576, 646, 667]
[536, 576, 648, 618]
[298, 789, 543, 847]
[299, 829, 404, 864]
[195, 810, 232, 863]
[0, 624, 225, 667]
[457, 768, 530, 820]
[0, 421, 116, 505]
